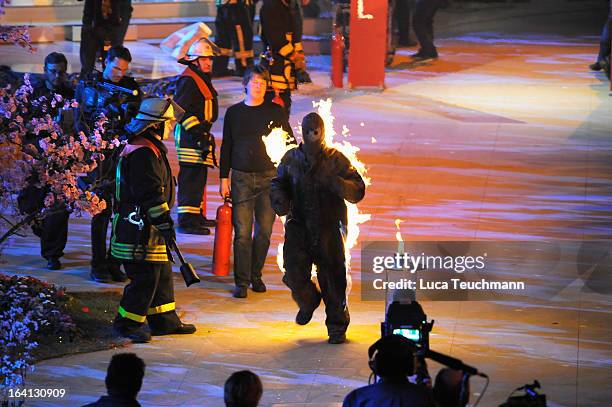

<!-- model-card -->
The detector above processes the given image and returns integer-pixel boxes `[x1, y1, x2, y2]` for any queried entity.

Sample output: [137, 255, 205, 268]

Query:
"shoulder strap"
[121, 137, 161, 158]
[181, 67, 213, 99]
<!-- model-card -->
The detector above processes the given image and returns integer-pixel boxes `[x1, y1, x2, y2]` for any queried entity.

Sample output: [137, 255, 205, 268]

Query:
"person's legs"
[40, 207, 69, 268]
[413, 0, 440, 58]
[250, 171, 276, 284]
[231, 171, 256, 292]
[91, 204, 113, 279]
[316, 229, 349, 342]
[177, 164, 210, 234]
[213, 5, 234, 76]
[80, 26, 100, 76]
[230, 3, 254, 76]
[113, 261, 159, 342]
[147, 262, 189, 334]
[282, 220, 321, 323]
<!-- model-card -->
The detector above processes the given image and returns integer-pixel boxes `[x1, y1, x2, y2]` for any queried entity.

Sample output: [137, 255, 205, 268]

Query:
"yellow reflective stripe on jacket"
[177, 147, 206, 165]
[270, 74, 294, 90]
[204, 100, 213, 122]
[111, 242, 169, 262]
[183, 116, 201, 130]
[294, 42, 303, 52]
[118, 306, 147, 323]
[279, 42, 294, 57]
[148, 302, 176, 315]
[177, 206, 201, 214]
[219, 47, 233, 56]
[148, 202, 169, 219]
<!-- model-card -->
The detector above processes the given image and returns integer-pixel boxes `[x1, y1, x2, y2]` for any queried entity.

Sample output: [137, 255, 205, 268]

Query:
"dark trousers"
[231, 169, 276, 287]
[177, 164, 208, 225]
[598, 18, 612, 62]
[80, 22, 130, 76]
[91, 191, 119, 269]
[116, 261, 181, 331]
[282, 219, 350, 337]
[38, 209, 70, 260]
[413, 0, 444, 57]
[213, 3, 254, 75]
[395, 0, 414, 45]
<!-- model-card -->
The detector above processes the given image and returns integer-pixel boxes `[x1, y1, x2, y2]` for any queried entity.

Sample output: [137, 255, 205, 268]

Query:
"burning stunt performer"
[270, 112, 366, 344]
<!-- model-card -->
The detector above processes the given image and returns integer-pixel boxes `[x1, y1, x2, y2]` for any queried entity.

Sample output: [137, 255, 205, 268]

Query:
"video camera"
[381, 300, 434, 355]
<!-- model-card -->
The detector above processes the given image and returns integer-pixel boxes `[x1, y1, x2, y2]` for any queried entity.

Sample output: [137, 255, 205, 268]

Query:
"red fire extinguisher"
[331, 26, 345, 88]
[212, 196, 232, 276]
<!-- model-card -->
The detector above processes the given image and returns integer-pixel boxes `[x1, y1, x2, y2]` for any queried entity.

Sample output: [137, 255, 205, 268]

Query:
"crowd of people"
[82, 336, 470, 407]
[26, 28, 365, 346]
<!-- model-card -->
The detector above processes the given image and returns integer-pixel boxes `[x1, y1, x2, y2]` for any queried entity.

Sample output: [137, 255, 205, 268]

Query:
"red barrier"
[348, 0, 388, 89]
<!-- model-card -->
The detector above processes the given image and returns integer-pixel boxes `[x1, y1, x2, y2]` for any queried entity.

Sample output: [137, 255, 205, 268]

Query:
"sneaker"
[109, 264, 128, 282]
[411, 54, 438, 63]
[328, 333, 347, 344]
[295, 309, 314, 325]
[47, 257, 61, 270]
[177, 224, 211, 235]
[151, 323, 197, 336]
[251, 279, 267, 293]
[91, 266, 113, 283]
[112, 324, 151, 343]
[590, 61, 602, 71]
[233, 286, 248, 298]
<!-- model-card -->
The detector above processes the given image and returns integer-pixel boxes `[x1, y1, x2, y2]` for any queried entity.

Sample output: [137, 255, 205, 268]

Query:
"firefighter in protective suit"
[212, 0, 255, 77]
[260, 0, 304, 116]
[174, 37, 220, 235]
[111, 97, 196, 343]
[270, 112, 366, 344]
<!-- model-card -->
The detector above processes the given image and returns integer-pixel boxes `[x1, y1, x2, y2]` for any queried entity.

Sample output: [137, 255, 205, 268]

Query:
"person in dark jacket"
[76, 45, 141, 283]
[213, 0, 255, 77]
[219, 65, 293, 299]
[174, 37, 220, 235]
[18, 52, 74, 271]
[80, 0, 133, 76]
[259, 0, 303, 116]
[110, 97, 196, 343]
[81, 353, 145, 407]
[269, 112, 365, 344]
[343, 335, 434, 407]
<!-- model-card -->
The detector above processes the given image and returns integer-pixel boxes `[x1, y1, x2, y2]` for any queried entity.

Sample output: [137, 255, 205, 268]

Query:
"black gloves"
[152, 211, 175, 243]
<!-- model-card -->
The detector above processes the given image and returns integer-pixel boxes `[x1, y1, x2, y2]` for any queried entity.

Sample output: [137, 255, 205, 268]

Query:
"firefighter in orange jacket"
[174, 37, 220, 235]
[260, 0, 304, 117]
[111, 97, 196, 343]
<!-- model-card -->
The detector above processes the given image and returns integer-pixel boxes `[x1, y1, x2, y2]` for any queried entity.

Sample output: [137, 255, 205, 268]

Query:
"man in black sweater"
[219, 65, 293, 299]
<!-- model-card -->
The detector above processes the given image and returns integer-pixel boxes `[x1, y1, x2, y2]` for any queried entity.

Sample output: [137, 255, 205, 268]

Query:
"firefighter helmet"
[126, 97, 185, 137]
[182, 37, 220, 62]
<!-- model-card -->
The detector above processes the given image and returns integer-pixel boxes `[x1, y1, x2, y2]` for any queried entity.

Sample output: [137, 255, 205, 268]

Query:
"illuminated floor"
[2, 6, 612, 407]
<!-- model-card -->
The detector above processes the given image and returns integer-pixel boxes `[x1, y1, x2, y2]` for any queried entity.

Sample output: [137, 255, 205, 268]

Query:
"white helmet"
[183, 37, 220, 61]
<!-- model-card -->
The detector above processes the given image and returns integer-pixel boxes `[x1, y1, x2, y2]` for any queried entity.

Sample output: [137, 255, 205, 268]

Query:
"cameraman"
[76, 45, 141, 283]
[343, 335, 434, 407]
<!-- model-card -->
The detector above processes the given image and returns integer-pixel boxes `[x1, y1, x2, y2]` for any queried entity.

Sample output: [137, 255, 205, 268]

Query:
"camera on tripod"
[381, 300, 434, 355]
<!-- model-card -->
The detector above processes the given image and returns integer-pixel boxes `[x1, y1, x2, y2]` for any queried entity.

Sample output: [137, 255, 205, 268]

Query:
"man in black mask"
[270, 112, 366, 344]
